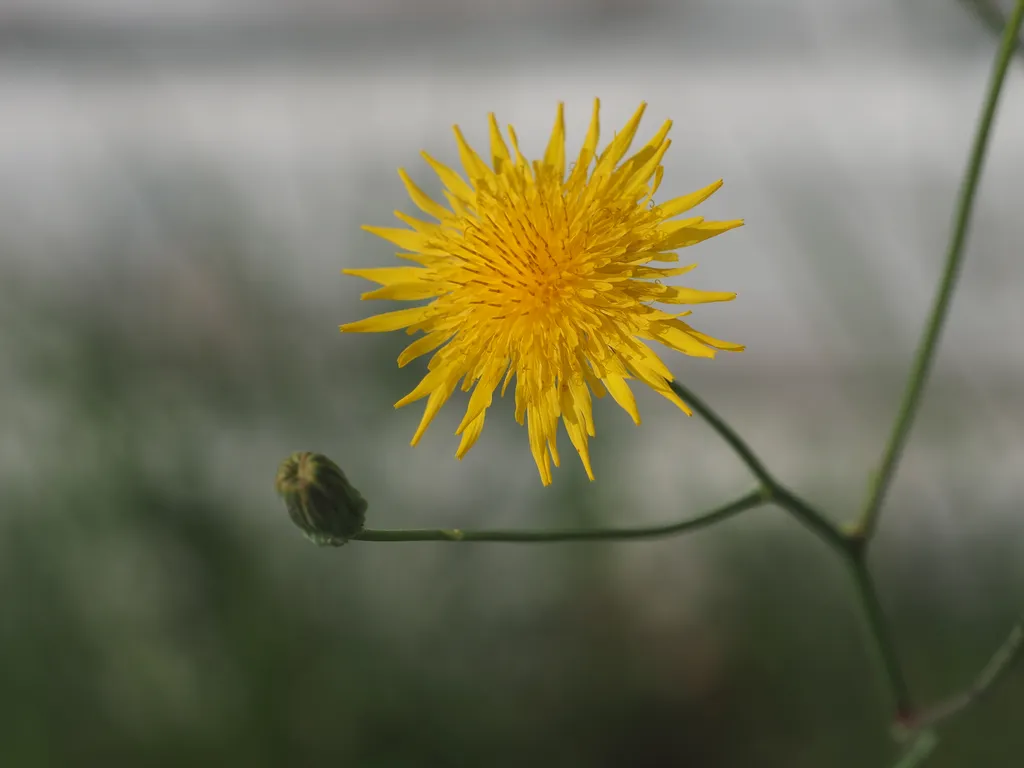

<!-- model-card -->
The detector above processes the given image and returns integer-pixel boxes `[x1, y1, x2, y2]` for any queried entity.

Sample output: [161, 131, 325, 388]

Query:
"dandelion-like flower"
[341, 99, 744, 485]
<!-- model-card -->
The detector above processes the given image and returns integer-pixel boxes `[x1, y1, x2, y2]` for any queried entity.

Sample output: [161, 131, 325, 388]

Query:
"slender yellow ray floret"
[341, 99, 744, 485]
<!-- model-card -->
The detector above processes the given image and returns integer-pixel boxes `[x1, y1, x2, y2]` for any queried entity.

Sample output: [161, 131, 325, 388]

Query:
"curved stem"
[856, 0, 1024, 541]
[668, 379, 848, 550]
[352, 489, 766, 543]
[666, 378, 914, 717]
[901, 614, 1024, 731]
[668, 379, 776, 489]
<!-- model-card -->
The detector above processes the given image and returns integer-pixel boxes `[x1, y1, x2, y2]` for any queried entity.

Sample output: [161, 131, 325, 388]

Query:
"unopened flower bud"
[275, 452, 367, 545]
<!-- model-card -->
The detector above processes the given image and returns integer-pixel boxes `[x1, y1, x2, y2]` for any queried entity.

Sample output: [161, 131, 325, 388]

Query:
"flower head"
[341, 99, 743, 485]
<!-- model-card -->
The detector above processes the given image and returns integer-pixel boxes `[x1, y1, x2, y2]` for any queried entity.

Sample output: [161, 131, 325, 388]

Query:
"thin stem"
[668, 379, 848, 550]
[845, 556, 915, 718]
[891, 729, 938, 768]
[769, 484, 849, 552]
[962, 0, 1024, 57]
[351, 490, 766, 543]
[668, 379, 776, 489]
[666, 378, 916, 713]
[856, 0, 1024, 541]
[902, 615, 1024, 731]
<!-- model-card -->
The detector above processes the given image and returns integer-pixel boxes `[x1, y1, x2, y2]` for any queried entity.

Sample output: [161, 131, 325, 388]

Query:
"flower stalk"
[351, 490, 766, 543]
[856, 0, 1024, 542]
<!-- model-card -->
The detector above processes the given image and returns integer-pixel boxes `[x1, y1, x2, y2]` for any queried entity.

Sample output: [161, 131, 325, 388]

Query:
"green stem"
[845, 555, 915, 718]
[770, 484, 849, 553]
[667, 379, 914, 714]
[856, 0, 1024, 541]
[891, 729, 938, 768]
[668, 379, 848, 550]
[901, 614, 1024, 730]
[352, 490, 766, 543]
[962, 0, 1024, 57]
[668, 379, 776, 489]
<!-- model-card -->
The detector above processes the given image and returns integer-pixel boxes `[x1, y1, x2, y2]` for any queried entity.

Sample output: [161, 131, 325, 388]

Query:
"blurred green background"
[1, 0, 1022, 765]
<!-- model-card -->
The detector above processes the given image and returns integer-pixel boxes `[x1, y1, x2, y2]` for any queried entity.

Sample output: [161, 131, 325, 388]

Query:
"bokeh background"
[2, 0, 1023, 765]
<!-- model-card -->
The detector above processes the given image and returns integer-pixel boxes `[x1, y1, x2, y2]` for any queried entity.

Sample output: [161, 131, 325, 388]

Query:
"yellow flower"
[341, 99, 744, 485]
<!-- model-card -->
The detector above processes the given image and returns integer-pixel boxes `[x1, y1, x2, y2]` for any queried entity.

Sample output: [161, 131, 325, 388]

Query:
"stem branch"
[352, 489, 766, 543]
[668, 381, 911, 715]
[901, 615, 1024, 731]
[856, 0, 1024, 540]
[668, 379, 848, 551]
[668, 379, 775, 489]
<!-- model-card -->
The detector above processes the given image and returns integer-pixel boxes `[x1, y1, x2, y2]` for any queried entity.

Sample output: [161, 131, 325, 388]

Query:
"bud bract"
[275, 452, 367, 545]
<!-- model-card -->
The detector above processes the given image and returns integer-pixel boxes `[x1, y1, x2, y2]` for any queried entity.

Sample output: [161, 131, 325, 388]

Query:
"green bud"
[275, 452, 367, 546]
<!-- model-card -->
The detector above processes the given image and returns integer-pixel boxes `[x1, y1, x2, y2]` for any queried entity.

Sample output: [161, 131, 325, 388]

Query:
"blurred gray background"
[1, 0, 1022, 766]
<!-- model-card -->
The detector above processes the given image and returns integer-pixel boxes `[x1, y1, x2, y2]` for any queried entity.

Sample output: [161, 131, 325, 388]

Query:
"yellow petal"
[646, 251, 680, 263]
[687, 329, 745, 352]
[421, 151, 475, 203]
[455, 409, 487, 459]
[657, 180, 724, 218]
[603, 374, 640, 425]
[569, 372, 596, 437]
[658, 287, 737, 305]
[650, 325, 717, 358]
[340, 306, 435, 334]
[527, 408, 553, 486]
[488, 113, 512, 174]
[513, 365, 533, 425]
[411, 374, 460, 444]
[582, 98, 601, 159]
[626, 344, 674, 383]
[398, 168, 451, 221]
[567, 99, 601, 190]
[505, 125, 533, 177]
[361, 225, 434, 253]
[543, 102, 566, 180]
[624, 136, 672, 192]
[560, 412, 594, 481]
[453, 125, 491, 186]
[581, 364, 607, 399]
[405, 311, 459, 336]
[610, 121, 672, 192]
[540, 389, 561, 468]
[500, 359, 517, 397]
[392, 210, 439, 235]
[628, 264, 698, 278]
[398, 330, 454, 368]
[658, 216, 705, 237]
[653, 380, 693, 416]
[442, 189, 473, 219]
[592, 102, 647, 178]
[649, 165, 665, 198]
[359, 282, 447, 301]
[397, 363, 456, 409]
[456, 360, 505, 434]
[659, 219, 744, 250]
[627, 120, 672, 167]
[343, 266, 428, 286]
